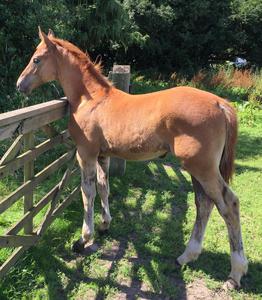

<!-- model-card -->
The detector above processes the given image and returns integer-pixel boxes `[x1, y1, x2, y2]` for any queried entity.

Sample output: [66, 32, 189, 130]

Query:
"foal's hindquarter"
[71, 86, 247, 287]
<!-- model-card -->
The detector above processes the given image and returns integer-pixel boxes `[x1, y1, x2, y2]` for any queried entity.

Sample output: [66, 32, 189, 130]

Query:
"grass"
[0, 76, 262, 299]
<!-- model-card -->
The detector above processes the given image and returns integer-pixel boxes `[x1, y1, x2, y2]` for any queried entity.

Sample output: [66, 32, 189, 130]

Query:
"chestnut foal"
[17, 29, 248, 288]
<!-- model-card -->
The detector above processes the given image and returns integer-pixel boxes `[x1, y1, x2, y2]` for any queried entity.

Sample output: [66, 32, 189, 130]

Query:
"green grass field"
[0, 80, 261, 299]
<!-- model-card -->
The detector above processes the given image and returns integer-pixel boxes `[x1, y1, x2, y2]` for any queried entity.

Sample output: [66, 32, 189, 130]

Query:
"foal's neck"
[57, 53, 110, 112]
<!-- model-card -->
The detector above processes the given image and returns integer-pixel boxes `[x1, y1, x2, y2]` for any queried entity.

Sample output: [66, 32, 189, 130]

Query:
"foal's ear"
[38, 26, 55, 49]
[48, 29, 55, 38]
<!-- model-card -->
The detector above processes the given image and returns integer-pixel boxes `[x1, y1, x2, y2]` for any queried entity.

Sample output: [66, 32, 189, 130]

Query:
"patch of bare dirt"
[186, 279, 232, 300]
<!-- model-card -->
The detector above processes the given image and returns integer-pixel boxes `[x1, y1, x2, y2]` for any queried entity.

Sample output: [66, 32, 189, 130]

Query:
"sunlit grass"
[0, 79, 261, 299]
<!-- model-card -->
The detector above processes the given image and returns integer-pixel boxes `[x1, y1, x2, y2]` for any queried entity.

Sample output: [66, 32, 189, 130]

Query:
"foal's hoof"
[223, 278, 240, 291]
[98, 228, 109, 236]
[98, 222, 110, 235]
[175, 259, 182, 269]
[72, 240, 85, 254]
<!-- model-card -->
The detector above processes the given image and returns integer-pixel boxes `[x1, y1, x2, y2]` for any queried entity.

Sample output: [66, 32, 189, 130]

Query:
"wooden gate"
[0, 99, 80, 279]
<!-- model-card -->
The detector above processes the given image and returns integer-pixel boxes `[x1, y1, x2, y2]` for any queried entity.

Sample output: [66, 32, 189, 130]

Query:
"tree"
[230, 0, 262, 65]
[1, 0, 262, 111]
[122, 0, 235, 74]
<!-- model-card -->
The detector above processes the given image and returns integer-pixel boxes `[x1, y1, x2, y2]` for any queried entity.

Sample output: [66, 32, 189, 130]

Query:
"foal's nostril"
[16, 79, 22, 91]
[17, 84, 24, 93]
[16, 80, 28, 94]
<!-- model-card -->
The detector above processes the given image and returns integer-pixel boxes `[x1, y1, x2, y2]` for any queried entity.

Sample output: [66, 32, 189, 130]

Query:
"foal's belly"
[100, 138, 170, 161]
[108, 149, 168, 161]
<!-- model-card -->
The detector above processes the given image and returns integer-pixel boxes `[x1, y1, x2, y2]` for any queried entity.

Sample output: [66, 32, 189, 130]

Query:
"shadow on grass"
[87, 157, 191, 299]
[1, 153, 260, 299]
[235, 163, 262, 175]
[0, 157, 191, 299]
[236, 131, 262, 160]
[107, 159, 191, 299]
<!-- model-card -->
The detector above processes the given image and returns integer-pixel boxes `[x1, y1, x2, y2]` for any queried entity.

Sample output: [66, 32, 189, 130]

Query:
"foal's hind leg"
[200, 175, 248, 287]
[177, 176, 214, 265]
[96, 156, 112, 232]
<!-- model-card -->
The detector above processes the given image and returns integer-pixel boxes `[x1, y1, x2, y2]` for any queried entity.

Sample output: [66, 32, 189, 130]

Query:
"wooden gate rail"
[0, 130, 70, 178]
[0, 98, 80, 279]
[0, 134, 24, 165]
[0, 100, 68, 141]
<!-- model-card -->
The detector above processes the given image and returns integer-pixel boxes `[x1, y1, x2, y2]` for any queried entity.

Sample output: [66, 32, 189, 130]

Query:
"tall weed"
[231, 69, 253, 89]
[249, 71, 262, 104]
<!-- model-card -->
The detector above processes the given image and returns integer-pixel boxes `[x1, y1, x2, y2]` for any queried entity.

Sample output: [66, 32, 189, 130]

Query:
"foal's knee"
[82, 174, 96, 200]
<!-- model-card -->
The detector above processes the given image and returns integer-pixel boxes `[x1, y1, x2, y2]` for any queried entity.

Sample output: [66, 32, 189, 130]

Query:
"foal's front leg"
[73, 157, 97, 253]
[96, 156, 112, 232]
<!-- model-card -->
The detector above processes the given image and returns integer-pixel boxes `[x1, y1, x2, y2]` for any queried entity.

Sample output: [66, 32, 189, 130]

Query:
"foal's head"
[17, 28, 58, 94]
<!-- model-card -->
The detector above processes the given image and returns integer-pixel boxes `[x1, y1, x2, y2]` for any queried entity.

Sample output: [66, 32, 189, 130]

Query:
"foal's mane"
[51, 37, 111, 89]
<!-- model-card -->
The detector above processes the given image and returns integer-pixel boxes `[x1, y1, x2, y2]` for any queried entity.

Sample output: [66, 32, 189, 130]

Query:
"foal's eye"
[33, 57, 40, 64]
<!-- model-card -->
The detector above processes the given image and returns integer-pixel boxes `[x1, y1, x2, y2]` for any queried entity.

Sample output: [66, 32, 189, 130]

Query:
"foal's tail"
[219, 99, 238, 183]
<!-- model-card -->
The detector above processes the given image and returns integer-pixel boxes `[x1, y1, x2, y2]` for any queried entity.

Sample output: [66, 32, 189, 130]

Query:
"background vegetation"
[1, 0, 262, 111]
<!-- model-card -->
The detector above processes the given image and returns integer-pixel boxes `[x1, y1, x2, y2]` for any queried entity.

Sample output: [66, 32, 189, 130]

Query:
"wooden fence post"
[108, 65, 130, 177]
[23, 132, 34, 234]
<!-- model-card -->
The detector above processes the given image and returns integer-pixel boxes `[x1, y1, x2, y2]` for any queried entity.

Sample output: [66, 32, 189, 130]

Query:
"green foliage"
[234, 101, 261, 126]
[231, 0, 262, 65]
[1, 0, 262, 111]
[0, 0, 140, 111]
[122, 0, 234, 73]
[0, 0, 70, 111]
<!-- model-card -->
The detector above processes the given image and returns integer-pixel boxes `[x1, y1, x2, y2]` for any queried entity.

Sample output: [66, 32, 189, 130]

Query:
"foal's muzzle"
[16, 77, 31, 94]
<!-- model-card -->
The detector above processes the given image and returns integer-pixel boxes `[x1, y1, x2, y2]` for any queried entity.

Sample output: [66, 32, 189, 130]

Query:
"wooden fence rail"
[0, 65, 130, 279]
